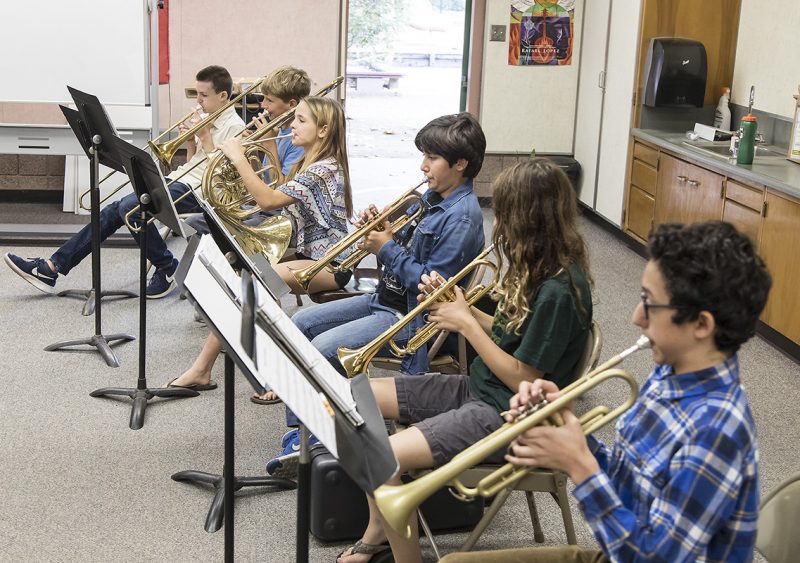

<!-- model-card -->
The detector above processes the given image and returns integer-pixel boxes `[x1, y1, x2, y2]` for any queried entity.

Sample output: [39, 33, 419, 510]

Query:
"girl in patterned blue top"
[167, 96, 353, 393]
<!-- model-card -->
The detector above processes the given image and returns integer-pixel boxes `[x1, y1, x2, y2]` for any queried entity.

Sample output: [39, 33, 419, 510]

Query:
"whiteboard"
[0, 0, 149, 105]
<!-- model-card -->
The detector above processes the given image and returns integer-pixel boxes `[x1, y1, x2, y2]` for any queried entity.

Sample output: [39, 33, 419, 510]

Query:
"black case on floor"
[309, 446, 484, 542]
[544, 155, 582, 192]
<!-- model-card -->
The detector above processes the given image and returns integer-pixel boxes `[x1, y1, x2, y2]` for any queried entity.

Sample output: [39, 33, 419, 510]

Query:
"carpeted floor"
[0, 209, 796, 562]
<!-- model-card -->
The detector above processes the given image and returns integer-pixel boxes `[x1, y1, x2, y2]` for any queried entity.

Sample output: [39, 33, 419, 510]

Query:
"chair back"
[574, 319, 602, 378]
[757, 472, 800, 563]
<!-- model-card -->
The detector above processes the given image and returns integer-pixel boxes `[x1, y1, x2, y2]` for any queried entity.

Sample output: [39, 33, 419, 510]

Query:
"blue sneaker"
[146, 259, 178, 299]
[266, 428, 319, 479]
[4, 253, 58, 294]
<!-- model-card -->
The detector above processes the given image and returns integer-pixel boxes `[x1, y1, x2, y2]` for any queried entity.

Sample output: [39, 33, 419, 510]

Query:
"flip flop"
[165, 377, 218, 391]
[336, 539, 390, 562]
[250, 392, 282, 405]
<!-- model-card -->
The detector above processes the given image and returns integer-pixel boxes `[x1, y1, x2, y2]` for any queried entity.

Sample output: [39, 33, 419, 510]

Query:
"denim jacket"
[377, 180, 485, 374]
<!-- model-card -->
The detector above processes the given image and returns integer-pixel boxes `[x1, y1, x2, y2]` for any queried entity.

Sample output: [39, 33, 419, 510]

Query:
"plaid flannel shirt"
[573, 355, 759, 562]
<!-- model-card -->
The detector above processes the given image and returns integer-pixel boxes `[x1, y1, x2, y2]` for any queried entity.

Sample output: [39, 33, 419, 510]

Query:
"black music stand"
[44, 93, 136, 368]
[178, 236, 395, 563]
[89, 138, 198, 430]
[57, 90, 137, 315]
[172, 229, 295, 540]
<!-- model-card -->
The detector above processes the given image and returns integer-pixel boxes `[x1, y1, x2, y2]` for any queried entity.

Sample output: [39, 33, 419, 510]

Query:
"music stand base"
[45, 333, 136, 368]
[57, 287, 138, 316]
[171, 470, 296, 533]
[90, 386, 199, 430]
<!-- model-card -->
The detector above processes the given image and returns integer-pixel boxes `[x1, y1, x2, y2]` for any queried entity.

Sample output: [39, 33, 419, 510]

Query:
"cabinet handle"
[686, 179, 700, 188]
[677, 175, 688, 183]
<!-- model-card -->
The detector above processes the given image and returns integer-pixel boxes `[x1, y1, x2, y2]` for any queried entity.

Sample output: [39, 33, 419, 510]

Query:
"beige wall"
[160, 0, 344, 129]
[732, 0, 800, 118]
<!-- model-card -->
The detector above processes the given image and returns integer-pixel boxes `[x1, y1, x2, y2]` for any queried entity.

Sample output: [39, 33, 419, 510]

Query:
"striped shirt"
[277, 156, 349, 260]
[573, 355, 758, 562]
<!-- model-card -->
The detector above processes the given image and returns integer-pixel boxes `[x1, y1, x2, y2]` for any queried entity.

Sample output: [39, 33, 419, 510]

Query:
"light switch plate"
[490, 25, 506, 42]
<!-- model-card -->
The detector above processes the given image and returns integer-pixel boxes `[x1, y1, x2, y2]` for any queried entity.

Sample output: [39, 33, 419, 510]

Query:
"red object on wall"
[158, 0, 169, 84]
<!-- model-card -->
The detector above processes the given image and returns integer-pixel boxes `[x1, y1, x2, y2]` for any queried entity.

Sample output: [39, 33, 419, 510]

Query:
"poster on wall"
[509, 1, 574, 66]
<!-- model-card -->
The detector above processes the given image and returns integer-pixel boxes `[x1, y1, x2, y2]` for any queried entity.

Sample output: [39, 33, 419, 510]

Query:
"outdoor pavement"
[345, 65, 462, 211]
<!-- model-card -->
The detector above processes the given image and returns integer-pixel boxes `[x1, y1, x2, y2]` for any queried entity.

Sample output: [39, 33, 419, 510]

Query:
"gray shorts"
[395, 374, 506, 467]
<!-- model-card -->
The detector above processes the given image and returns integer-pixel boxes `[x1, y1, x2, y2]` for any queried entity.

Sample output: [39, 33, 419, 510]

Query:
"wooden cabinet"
[760, 190, 800, 344]
[625, 141, 658, 241]
[654, 153, 724, 227]
[722, 179, 764, 245]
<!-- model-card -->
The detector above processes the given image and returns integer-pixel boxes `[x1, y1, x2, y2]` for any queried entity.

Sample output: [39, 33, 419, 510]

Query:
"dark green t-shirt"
[468, 264, 592, 413]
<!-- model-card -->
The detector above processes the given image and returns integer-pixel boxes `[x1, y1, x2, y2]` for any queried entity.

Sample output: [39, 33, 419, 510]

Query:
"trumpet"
[337, 245, 499, 377]
[374, 335, 651, 539]
[290, 179, 428, 291]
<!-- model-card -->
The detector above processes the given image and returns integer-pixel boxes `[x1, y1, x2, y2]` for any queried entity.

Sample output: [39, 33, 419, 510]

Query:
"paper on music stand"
[184, 235, 358, 456]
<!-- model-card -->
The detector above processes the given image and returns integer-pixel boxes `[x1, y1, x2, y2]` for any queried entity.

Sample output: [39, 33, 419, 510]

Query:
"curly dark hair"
[647, 221, 771, 354]
[492, 158, 592, 333]
[414, 112, 486, 178]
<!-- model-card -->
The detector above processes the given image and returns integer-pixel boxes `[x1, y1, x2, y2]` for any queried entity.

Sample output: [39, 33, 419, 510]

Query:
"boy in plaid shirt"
[446, 221, 771, 563]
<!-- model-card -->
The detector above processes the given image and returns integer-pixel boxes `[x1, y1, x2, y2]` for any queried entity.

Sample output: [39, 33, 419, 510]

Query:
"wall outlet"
[490, 25, 506, 42]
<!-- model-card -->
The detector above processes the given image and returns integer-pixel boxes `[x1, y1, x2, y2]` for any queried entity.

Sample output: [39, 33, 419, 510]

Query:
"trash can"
[545, 155, 582, 192]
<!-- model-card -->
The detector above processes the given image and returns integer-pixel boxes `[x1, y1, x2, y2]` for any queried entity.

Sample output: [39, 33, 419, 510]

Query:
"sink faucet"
[748, 85, 755, 115]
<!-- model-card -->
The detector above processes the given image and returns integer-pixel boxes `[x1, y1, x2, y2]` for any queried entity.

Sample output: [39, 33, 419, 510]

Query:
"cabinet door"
[654, 153, 723, 226]
[573, 0, 612, 209]
[760, 190, 800, 344]
[594, 0, 644, 226]
[722, 179, 764, 246]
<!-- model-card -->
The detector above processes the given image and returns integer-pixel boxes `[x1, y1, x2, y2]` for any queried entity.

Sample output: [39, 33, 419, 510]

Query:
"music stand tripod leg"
[171, 354, 296, 534]
[45, 135, 135, 366]
[57, 287, 138, 317]
[90, 199, 196, 429]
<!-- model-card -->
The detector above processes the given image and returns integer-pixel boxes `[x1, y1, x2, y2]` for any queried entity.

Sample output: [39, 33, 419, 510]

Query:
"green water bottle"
[736, 114, 758, 165]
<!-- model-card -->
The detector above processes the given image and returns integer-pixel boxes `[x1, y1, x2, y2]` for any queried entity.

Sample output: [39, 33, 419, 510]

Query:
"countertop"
[632, 128, 800, 200]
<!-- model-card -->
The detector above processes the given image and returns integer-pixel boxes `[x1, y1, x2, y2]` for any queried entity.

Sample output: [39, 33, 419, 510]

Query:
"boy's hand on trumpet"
[505, 380, 599, 485]
[356, 205, 392, 254]
[351, 204, 381, 229]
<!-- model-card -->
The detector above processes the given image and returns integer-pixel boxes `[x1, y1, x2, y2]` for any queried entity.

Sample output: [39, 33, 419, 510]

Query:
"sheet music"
[184, 235, 360, 456]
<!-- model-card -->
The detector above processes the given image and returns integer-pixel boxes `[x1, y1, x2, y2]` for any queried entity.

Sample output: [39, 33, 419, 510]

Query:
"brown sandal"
[336, 539, 390, 562]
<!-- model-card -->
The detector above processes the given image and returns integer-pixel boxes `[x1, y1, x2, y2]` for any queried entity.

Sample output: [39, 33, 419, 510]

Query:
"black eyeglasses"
[640, 291, 691, 321]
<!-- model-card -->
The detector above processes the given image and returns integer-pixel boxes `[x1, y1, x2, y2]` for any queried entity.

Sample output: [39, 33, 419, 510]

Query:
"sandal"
[250, 391, 282, 405]
[336, 539, 390, 562]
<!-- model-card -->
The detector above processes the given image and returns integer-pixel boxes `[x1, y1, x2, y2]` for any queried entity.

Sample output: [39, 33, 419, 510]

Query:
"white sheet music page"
[183, 235, 356, 456]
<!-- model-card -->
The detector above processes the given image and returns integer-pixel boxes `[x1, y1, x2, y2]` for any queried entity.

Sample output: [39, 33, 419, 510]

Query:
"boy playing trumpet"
[444, 221, 771, 563]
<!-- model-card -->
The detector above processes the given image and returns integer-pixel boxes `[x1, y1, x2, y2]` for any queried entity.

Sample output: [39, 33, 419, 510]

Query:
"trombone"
[77, 76, 265, 212]
[121, 76, 345, 233]
[290, 179, 428, 291]
[336, 245, 499, 377]
[373, 335, 651, 539]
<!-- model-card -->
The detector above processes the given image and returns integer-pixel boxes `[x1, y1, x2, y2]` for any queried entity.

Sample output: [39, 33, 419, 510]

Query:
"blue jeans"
[51, 182, 200, 275]
[182, 206, 279, 236]
[285, 293, 411, 427]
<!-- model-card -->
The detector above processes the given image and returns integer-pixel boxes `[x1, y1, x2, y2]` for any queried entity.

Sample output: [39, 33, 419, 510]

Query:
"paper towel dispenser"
[643, 38, 707, 108]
